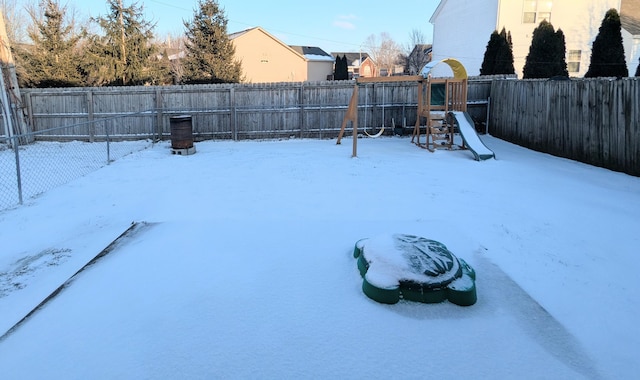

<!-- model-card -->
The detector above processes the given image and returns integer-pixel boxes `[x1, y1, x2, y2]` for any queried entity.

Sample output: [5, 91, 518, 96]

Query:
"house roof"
[230, 27, 333, 62]
[429, 0, 448, 23]
[410, 44, 433, 55]
[228, 27, 256, 40]
[330, 52, 370, 66]
[621, 0, 640, 36]
[289, 46, 335, 62]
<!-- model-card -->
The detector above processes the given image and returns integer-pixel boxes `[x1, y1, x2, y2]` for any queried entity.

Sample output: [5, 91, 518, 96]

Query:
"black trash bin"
[169, 115, 194, 150]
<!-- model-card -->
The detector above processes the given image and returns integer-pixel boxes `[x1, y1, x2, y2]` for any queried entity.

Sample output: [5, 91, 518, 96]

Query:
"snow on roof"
[289, 45, 334, 62]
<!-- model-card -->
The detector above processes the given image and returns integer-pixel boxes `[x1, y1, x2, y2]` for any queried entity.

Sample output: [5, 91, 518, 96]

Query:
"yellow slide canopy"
[420, 58, 468, 79]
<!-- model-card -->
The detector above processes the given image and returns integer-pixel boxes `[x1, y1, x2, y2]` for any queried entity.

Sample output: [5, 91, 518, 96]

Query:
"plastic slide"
[450, 111, 495, 161]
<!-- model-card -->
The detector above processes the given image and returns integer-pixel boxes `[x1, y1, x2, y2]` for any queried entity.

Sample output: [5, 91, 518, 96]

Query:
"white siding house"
[430, 0, 640, 77]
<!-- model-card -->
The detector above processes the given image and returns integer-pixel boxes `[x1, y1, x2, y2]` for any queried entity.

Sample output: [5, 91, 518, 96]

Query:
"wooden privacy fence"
[13, 78, 496, 142]
[490, 78, 640, 176]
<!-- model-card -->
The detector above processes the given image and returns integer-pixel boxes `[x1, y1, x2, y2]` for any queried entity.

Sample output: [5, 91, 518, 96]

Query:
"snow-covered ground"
[0, 136, 638, 379]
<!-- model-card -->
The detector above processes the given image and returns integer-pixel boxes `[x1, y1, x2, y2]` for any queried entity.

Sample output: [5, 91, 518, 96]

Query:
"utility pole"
[0, 10, 30, 141]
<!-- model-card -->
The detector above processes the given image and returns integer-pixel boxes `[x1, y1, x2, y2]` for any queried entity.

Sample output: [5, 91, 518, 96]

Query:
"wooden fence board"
[15, 80, 493, 141]
[490, 78, 639, 176]
[8, 77, 637, 175]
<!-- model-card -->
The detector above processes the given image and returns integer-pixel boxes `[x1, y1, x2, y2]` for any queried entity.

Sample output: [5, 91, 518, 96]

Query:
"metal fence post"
[105, 120, 111, 164]
[12, 135, 23, 204]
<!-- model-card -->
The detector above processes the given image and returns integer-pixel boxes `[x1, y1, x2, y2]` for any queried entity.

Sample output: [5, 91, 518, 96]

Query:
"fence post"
[155, 87, 163, 141]
[12, 135, 23, 204]
[86, 90, 94, 142]
[230, 86, 237, 140]
[299, 82, 305, 138]
[105, 119, 111, 164]
[24, 92, 34, 134]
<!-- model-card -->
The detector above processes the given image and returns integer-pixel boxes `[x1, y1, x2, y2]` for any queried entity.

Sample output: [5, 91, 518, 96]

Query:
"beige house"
[229, 27, 334, 83]
[430, 0, 640, 77]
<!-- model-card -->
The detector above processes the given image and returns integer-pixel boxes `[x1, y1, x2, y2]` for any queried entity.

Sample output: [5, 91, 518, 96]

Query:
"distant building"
[430, 0, 640, 77]
[406, 44, 432, 75]
[331, 52, 372, 78]
[229, 27, 334, 83]
[359, 56, 378, 78]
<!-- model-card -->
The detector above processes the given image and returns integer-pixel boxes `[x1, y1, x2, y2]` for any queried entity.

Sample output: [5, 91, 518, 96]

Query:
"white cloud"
[333, 14, 357, 30]
[333, 20, 356, 30]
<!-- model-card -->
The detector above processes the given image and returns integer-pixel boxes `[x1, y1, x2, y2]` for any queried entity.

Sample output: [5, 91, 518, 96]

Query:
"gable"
[430, 0, 449, 23]
[331, 52, 370, 66]
[621, 0, 640, 35]
[230, 27, 306, 62]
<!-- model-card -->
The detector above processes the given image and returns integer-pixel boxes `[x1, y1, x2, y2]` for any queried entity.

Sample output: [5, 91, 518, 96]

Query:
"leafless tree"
[364, 32, 402, 76]
[404, 28, 431, 75]
[1, 0, 29, 43]
[156, 32, 186, 84]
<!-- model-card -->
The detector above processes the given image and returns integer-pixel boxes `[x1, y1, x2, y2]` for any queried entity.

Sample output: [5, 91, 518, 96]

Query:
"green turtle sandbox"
[353, 234, 477, 306]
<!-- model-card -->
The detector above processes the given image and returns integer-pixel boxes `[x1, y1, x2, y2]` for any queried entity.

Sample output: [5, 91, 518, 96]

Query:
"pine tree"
[334, 55, 348, 80]
[181, 0, 241, 84]
[523, 20, 568, 79]
[82, 0, 159, 86]
[13, 0, 84, 87]
[342, 55, 349, 79]
[480, 28, 515, 76]
[635, 58, 640, 77]
[479, 30, 501, 75]
[585, 9, 628, 78]
[494, 29, 515, 75]
[553, 29, 569, 77]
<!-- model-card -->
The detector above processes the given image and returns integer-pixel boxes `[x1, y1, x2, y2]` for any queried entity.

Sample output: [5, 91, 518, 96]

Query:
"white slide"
[450, 111, 495, 161]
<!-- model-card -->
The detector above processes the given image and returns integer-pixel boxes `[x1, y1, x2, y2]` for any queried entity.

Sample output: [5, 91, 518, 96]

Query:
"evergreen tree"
[494, 29, 515, 75]
[181, 0, 241, 84]
[342, 55, 349, 79]
[334, 55, 348, 80]
[480, 28, 515, 76]
[585, 9, 628, 78]
[150, 48, 175, 85]
[523, 20, 568, 79]
[13, 0, 84, 87]
[82, 0, 159, 86]
[479, 30, 500, 75]
[635, 58, 640, 77]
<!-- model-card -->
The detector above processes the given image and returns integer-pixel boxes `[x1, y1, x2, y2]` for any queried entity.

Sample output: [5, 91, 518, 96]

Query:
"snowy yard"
[0, 136, 638, 379]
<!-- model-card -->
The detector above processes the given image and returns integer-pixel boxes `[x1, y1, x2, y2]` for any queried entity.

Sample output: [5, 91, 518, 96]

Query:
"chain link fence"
[1, 114, 154, 211]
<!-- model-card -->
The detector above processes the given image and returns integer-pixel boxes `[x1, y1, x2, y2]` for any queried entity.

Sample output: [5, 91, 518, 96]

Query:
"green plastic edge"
[446, 259, 477, 306]
[353, 238, 478, 307]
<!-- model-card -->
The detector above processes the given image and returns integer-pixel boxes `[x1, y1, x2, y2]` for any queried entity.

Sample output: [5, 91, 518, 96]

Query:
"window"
[567, 50, 582, 73]
[523, 1, 552, 24]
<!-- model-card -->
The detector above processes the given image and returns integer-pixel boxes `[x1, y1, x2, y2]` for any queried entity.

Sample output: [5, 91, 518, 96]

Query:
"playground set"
[336, 58, 495, 161]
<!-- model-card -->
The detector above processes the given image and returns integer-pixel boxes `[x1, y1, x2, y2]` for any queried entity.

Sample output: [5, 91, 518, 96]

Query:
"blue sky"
[60, 0, 439, 53]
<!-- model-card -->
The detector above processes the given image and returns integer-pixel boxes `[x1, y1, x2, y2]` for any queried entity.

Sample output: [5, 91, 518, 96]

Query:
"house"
[406, 44, 433, 75]
[331, 52, 371, 78]
[430, 0, 640, 77]
[229, 27, 334, 83]
[620, 0, 640, 71]
[359, 56, 378, 78]
[288, 45, 335, 81]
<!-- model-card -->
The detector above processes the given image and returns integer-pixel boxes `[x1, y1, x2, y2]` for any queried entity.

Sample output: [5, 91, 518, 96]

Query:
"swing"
[363, 83, 385, 138]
